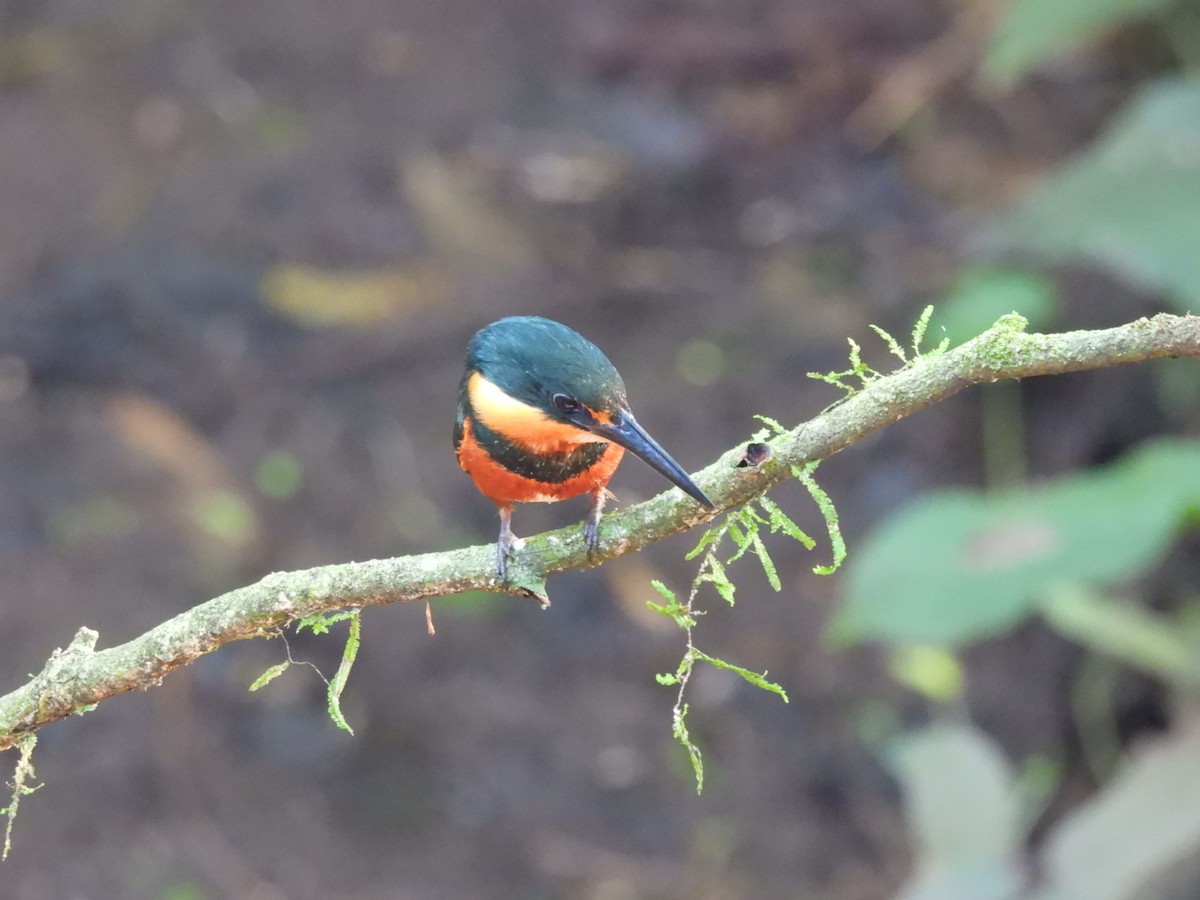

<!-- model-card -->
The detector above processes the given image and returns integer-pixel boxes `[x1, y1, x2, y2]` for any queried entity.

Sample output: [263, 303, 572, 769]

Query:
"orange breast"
[457, 417, 625, 507]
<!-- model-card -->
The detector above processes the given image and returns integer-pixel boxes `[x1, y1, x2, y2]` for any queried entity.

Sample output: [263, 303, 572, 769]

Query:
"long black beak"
[589, 412, 714, 508]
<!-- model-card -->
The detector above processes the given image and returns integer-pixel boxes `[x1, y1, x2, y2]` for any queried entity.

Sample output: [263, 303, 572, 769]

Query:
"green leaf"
[742, 503, 769, 526]
[750, 530, 782, 591]
[870, 324, 908, 364]
[752, 414, 788, 436]
[931, 268, 1060, 348]
[725, 518, 753, 563]
[655, 672, 679, 686]
[672, 702, 704, 794]
[807, 369, 858, 395]
[325, 612, 361, 734]
[295, 610, 359, 636]
[888, 723, 1025, 900]
[703, 556, 737, 605]
[650, 579, 677, 604]
[809, 337, 878, 394]
[795, 463, 846, 574]
[248, 661, 291, 692]
[846, 337, 869, 379]
[647, 599, 697, 629]
[1031, 729, 1200, 900]
[686, 523, 725, 561]
[835, 439, 1200, 645]
[759, 496, 817, 549]
[911, 304, 936, 355]
[985, 0, 1178, 85]
[1002, 80, 1200, 311]
[693, 650, 789, 702]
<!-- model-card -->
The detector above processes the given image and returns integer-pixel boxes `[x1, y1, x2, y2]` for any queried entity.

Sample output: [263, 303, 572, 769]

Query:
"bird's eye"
[552, 394, 581, 413]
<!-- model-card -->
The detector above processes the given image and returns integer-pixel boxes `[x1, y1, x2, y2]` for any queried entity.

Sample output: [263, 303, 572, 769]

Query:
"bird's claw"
[496, 532, 525, 581]
[495, 543, 508, 581]
[583, 489, 607, 560]
[583, 518, 601, 558]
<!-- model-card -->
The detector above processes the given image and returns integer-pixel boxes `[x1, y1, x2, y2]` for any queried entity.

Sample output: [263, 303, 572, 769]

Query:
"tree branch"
[3, 313, 1198, 751]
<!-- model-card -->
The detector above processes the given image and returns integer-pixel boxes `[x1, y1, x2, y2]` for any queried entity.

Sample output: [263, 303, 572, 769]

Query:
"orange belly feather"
[457, 417, 625, 507]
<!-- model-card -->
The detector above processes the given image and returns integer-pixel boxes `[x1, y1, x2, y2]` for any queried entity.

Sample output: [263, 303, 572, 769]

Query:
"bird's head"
[465, 316, 714, 508]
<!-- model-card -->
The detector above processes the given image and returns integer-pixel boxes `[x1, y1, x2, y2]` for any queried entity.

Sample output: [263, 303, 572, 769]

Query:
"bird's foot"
[496, 530, 525, 581]
[583, 518, 601, 558]
[584, 488, 609, 560]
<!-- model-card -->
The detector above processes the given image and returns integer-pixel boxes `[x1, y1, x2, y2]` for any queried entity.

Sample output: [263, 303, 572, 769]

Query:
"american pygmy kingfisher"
[455, 316, 715, 578]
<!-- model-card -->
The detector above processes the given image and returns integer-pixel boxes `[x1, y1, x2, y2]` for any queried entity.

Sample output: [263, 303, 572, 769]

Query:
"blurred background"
[4, 0, 1200, 897]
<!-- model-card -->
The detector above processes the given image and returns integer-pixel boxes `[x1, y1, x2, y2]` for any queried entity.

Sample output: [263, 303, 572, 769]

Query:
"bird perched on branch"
[455, 316, 714, 578]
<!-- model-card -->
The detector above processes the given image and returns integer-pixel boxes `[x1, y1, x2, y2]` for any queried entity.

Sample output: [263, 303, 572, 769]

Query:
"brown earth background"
[1, 1, 1190, 898]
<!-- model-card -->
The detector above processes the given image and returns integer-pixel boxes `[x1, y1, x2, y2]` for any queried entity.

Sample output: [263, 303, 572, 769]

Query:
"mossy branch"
[2, 312, 1198, 751]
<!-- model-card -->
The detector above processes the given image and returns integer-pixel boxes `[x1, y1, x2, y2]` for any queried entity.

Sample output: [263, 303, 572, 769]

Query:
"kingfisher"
[455, 316, 715, 578]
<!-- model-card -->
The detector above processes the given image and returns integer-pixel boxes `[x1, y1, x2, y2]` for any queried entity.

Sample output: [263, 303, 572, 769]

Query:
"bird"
[455, 316, 715, 579]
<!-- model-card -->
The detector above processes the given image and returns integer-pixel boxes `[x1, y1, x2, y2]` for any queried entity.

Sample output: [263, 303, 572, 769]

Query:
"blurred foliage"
[105, 393, 260, 567]
[400, 153, 536, 275]
[189, 489, 257, 547]
[985, 0, 1181, 84]
[158, 884, 207, 900]
[675, 338, 728, 387]
[835, 439, 1200, 647]
[255, 451, 303, 501]
[260, 264, 445, 329]
[891, 720, 1200, 900]
[1042, 584, 1200, 688]
[929, 268, 1060, 348]
[1153, 358, 1200, 421]
[0, 28, 72, 84]
[1031, 724, 1200, 900]
[47, 495, 140, 547]
[888, 723, 1025, 900]
[106, 393, 228, 488]
[983, 0, 1200, 312]
[0, 0, 185, 86]
[874, 0, 1200, 870]
[1004, 80, 1200, 312]
[888, 645, 965, 703]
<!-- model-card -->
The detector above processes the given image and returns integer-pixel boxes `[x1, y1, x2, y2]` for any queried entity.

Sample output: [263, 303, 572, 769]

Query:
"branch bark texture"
[3, 313, 1198, 751]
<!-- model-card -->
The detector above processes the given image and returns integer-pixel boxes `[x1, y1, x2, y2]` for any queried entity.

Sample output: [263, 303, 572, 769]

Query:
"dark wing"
[453, 369, 471, 452]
